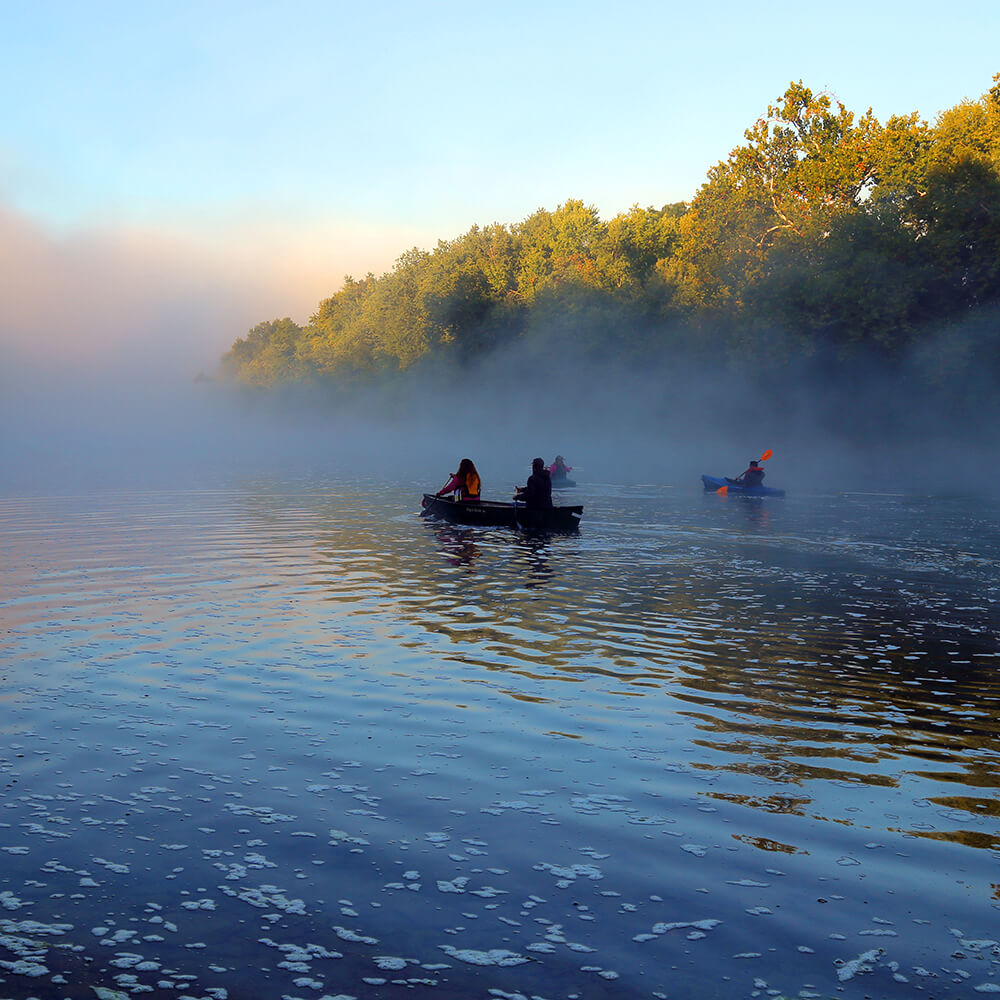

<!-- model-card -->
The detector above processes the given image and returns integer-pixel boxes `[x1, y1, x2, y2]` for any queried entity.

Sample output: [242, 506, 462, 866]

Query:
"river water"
[1, 474, 999, 1000]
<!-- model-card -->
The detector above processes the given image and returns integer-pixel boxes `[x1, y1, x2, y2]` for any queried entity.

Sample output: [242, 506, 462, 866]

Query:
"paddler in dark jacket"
[736, 460, 765, 487]
[516, 457, 553, 509]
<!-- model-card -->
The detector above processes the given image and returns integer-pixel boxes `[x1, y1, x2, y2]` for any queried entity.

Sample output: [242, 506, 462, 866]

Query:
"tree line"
[221, 78, 1000, 396]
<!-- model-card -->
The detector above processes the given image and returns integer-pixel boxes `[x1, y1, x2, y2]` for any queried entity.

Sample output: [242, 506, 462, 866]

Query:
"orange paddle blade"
[716, 485, 728, 495]
[760, 449, 773, 462]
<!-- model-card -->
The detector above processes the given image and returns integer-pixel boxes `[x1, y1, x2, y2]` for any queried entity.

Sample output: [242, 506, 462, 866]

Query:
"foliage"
[221, 317, 307, 387]
[220, 77, 1000, 395]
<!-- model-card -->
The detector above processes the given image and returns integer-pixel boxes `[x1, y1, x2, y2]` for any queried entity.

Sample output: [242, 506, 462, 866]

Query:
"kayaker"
[436, 458, 481, 502]
[515, 457, 553, 509]
[736, 460, 765, 487]
[548, 455, 572, 480]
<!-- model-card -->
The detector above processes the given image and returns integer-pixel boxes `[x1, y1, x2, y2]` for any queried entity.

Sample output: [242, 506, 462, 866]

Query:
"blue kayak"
[702, 475, 786, 497]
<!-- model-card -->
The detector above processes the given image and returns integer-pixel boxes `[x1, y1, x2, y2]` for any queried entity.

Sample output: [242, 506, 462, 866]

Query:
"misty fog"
[3, 204, 998, 499]
[4, 329, 999, 500]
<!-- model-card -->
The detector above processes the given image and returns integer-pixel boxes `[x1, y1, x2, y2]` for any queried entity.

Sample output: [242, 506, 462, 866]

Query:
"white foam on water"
[438, 945, 530, 966]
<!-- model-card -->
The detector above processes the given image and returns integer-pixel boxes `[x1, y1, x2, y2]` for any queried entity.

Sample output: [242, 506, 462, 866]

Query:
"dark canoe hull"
[702, 475, 786, 498]
[421, 494, 583, 532]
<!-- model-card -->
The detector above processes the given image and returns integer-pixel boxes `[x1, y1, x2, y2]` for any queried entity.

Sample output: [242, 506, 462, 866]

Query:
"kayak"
[421, 493, 583, 532]
[701, 475, 786, 498]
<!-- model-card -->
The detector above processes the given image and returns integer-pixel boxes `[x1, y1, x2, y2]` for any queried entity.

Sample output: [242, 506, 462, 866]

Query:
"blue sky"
[2, 0, 998, 368]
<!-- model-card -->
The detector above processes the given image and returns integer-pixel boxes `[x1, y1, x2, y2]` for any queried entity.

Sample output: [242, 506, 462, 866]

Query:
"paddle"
[717, 450, 772, 494]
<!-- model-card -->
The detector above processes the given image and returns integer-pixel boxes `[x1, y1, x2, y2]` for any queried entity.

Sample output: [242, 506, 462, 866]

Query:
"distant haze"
[0, 204, 423, 374]
[5, 301, 996, 501]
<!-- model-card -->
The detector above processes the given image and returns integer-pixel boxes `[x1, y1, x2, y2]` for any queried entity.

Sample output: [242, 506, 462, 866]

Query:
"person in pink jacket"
[436, 458, 481, 501]
[548, 455, 572, 480]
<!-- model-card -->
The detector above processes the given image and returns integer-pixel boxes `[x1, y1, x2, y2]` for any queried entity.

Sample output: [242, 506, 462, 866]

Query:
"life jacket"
[742, 466, 764, 485]
[463, 472, 481, 499]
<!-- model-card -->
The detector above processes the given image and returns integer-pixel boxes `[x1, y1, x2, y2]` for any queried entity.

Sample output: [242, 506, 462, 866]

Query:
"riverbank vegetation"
[221, 78, 1000, 411]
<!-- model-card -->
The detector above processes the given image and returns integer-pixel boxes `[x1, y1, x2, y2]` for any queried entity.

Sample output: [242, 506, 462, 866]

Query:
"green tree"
[607, 203, 684, 292]
[419, 229, 508, 359]
[361, 247, 432, 369]
[300, 274, 379, 375]
[667, 82, 887, 315]
[221, 317, 306, 386]
[918, 156, 1000, 314]
[513, 200, 616, 300]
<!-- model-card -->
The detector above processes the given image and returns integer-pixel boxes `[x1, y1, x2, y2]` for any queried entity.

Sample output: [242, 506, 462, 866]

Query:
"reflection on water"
[1, 480, 999, 999]
[427, 522, 556, 589]
[430, 523, 482, 569]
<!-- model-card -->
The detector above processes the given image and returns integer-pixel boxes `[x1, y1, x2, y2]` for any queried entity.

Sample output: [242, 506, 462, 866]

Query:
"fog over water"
[3, 327, 999, 502]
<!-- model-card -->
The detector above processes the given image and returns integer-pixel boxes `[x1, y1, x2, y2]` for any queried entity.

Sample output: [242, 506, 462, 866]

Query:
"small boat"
[701, 475, 786, 498]
[551, 476, 576, 489]
[421, 494, 583, 532]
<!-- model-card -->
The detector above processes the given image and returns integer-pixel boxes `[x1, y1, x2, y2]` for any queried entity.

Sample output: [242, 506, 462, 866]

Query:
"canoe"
[421, 494, 583, 532]
[551, 476, 576, 489]
[701, 475, 786, 498]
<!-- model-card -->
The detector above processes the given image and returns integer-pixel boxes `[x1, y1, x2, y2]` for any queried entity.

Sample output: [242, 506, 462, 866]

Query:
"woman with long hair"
[436, 458, 481, 501]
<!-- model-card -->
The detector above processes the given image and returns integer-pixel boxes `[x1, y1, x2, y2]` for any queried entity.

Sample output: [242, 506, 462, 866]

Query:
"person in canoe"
[515, 457, 553, 509]
[436, 458, 481, 501]
[547, 455, 572, 481]
[732, 459, 765, 487]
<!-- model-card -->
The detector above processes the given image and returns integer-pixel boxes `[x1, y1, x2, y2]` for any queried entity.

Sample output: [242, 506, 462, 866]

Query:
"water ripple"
[1, 481, 999, 999]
